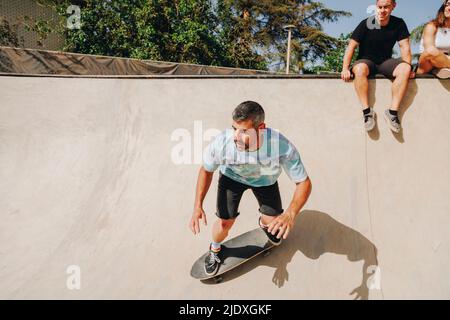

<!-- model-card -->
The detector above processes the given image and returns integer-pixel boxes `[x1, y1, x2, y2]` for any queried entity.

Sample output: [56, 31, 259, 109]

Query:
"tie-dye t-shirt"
[203, 128, 308, 187]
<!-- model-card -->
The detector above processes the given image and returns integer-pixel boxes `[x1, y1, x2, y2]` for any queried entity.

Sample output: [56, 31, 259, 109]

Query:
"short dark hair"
[377, 0, 396, 4]
[232, 101, 265, 127]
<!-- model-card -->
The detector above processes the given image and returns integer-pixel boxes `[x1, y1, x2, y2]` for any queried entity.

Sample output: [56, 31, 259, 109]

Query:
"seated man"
[416, 0, 450, 79]
[341, 0, 414, 134]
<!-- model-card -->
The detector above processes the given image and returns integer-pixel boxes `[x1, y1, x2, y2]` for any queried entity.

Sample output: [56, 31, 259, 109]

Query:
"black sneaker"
[259, 217, 282, 246]
[363, 108, 376, 132]
[204, 246, 221, 276]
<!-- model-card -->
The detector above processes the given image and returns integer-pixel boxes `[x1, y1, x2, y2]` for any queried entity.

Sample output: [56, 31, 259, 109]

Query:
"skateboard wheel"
[214, 276, 223, 284]
[263, 250, 271, 257]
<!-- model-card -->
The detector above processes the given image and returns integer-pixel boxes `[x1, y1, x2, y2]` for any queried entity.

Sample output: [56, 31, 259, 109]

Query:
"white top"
[420, 27, 450, 54]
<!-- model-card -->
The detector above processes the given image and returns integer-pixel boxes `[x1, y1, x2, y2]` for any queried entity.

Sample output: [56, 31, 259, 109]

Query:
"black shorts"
[351, 58, 410, 79]
[216, 173, 284, 220]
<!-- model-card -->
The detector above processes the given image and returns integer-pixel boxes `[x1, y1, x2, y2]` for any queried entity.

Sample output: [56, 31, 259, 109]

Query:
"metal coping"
[0, 72, 440, 80]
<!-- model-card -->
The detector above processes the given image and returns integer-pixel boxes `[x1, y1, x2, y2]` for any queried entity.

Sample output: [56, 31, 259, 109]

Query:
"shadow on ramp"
[393, 80, 418, 143]
[438, 79, 449, 91]
[202, 210, 378, 300]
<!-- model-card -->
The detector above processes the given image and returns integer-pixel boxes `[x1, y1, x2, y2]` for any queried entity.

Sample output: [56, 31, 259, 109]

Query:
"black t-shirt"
[351, 16, 410, 64]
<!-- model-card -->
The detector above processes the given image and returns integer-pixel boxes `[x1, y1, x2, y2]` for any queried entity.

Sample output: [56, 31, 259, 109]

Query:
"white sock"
[211, 241, 221, 251]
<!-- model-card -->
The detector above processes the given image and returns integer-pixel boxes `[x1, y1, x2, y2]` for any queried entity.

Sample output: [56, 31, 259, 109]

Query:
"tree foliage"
[218, 0, 351, 71]
[36, 0, 223, 65]
[0, 17, 22, 47]
[305, 33, 357, 74]
[410, 22, 426, 44]
[18, 0, 351, 71]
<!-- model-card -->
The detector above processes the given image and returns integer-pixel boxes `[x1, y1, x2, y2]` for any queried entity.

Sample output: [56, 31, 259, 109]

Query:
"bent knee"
[424, 47, 441, 58]
[394, 63, 412, 76]
[353, 64, 370, 77]
[219, 219, 235, 230]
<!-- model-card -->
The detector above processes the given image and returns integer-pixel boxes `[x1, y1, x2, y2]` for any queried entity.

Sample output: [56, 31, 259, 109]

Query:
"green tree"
[26, 0, 350, 71]
[410, 23, 426, 44]
[218, 0, 351, 72]
[305, 33, 357, 74]
[410, 22, 427, 62]
[216, 1, 267, 69]
[33, 0, 224, 65]
[0, 17, 22, 47]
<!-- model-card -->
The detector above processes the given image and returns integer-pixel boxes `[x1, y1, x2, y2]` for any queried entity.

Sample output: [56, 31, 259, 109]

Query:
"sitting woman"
[417, 0, 450, 79]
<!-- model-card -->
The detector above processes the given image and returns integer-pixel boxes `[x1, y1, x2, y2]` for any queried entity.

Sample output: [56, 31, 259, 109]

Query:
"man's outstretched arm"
[189, 167, 214, 235]
[398, 38, 415, 78]
[341, 39, 359, 82]
[399, 38, 412, 65]
[267, 177, 312, 239]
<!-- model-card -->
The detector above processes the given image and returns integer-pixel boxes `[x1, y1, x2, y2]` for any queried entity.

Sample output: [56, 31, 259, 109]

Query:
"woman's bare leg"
[420, 47, 450, 72]
[417, 53, 434, 74]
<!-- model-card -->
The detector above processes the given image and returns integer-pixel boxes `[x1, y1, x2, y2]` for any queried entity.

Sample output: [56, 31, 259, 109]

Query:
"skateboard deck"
[190, 227, 276, 282]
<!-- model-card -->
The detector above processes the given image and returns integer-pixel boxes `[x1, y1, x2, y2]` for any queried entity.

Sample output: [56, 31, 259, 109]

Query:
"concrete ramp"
[0, 75, 449, 299]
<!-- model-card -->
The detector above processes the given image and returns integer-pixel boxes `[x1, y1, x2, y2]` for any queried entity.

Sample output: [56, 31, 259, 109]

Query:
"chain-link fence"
[0, 0, 63, 50]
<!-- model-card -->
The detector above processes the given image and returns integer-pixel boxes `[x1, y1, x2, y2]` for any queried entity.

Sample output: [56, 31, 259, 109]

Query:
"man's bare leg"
[205, 218, 236, 275]
[352, 63, 370, 108]
[383, 63, 411, 133]
[391, 63, 412, 111]
[352, 63, 377, 131]
[212, 218, 235, 244]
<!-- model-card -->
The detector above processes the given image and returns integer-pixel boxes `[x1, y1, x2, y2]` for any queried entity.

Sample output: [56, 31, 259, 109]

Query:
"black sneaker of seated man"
[384, 109, 402, 133]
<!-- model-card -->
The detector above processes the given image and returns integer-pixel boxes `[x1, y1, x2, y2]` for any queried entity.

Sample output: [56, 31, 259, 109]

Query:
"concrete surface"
[0, 75, 449, 299]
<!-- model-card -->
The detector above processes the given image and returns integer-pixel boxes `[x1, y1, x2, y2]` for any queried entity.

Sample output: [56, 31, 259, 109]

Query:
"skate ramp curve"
[0, 74, 449, 299]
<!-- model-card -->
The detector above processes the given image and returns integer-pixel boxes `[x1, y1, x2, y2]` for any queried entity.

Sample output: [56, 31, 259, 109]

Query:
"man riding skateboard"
[341, 0, 415, 133]
[189, 101, 312, 276]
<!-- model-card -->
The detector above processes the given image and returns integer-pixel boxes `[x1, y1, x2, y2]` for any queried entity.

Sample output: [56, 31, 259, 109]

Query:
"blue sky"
[322, 0, 445, 54]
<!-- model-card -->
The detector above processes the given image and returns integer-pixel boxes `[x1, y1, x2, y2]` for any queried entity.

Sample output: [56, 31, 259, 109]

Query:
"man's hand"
[189, 207, 207, 235]
[267, 177, 312, 240]
[267, 212, 296, 240]
[341, 68, 352, 82]
[341, 40, 358, 82]
[190, 167, 214, 235]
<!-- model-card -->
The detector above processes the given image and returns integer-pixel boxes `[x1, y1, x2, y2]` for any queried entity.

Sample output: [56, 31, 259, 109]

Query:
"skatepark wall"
[0, 74, 449, 299]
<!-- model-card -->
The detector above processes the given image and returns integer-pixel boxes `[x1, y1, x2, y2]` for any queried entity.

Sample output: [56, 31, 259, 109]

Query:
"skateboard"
[190, 227, 276, 283]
